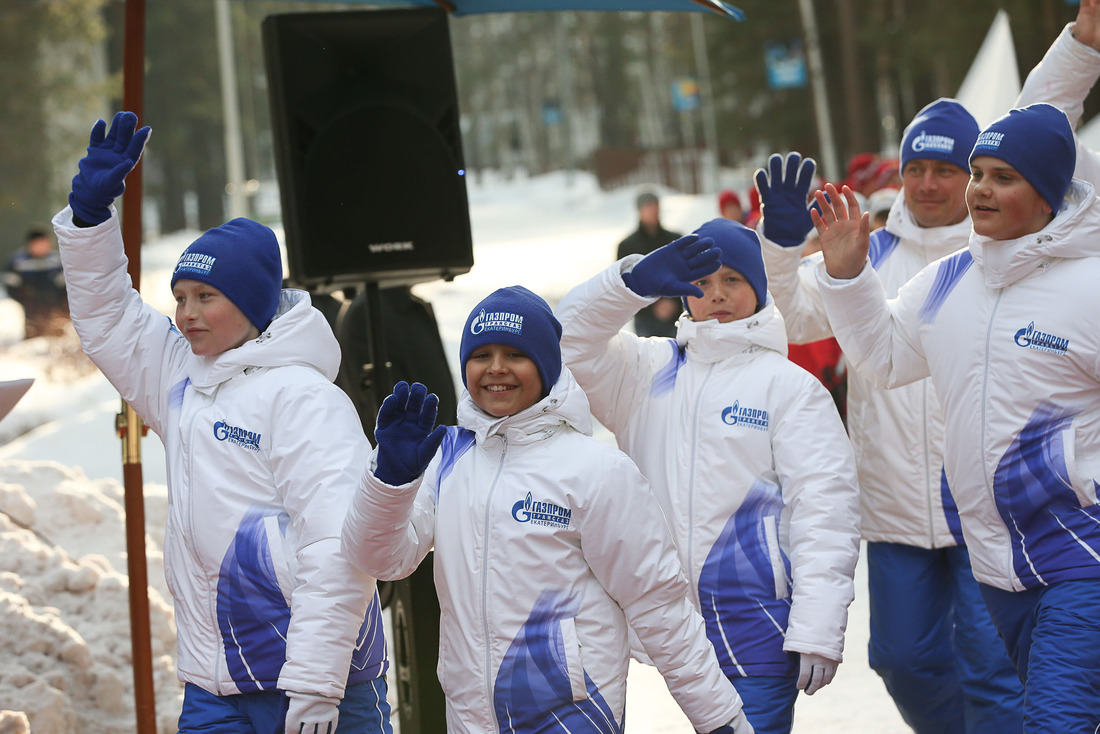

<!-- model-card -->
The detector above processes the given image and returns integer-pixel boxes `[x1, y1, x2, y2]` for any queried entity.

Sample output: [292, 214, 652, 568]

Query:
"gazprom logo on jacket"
[721, 401, 769, 431]
[175, 252, 216, 277]
[1014, 321, 1069, 355]
[470, 309, 523, 336]
[910, 131, 956, 156]
[512, 492, 572, 528]
[213, 420, 261, 451]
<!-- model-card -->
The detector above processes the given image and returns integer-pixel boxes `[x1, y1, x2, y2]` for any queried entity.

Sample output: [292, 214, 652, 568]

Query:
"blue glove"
[373, 381, 446, 487]
[69, 111, 151, 226]
[621, 234, 720, 299]
[754, 152, 817, 247]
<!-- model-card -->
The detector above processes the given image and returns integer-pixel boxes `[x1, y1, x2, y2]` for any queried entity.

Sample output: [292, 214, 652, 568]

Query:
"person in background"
[867, 188, 898, 231]
[343, 286, 755, 734]
[3, 228, 68, 339]
[616, 189, 682, 337]
[557, 221, 861, 734]
[54, 111, 391, 734]
[719, 189, 745, 223]
[812, 102, 1098, 732]
[841, 152, 880, 211]
[870, 159, 902, 194]
[757, 100, 1025, 734]
[743, 188, 763, 229]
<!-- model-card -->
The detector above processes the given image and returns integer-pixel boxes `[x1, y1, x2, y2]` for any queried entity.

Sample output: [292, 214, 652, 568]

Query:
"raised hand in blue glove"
[621, 233, 720, 299]
[70, 111, 152, 226]
[753, 152, 817, 247]
[373, 381, 446, 487]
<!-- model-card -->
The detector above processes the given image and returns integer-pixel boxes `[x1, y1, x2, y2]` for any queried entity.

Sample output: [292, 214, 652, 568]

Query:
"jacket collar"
[457, 365, 593, 446]
[186, 289, 340, 390]
[675, 298, 788, 365]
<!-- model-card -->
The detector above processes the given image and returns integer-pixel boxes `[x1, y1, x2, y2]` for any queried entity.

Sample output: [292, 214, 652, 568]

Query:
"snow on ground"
[0, 170, 910, 732]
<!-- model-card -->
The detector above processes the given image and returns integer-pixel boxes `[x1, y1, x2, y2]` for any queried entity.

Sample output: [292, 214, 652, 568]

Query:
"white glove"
[285, 691, 340, 734]
[797, 653, 839, 695]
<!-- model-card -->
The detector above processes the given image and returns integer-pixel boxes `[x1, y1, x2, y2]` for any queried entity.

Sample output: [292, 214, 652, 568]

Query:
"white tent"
[956, 9, 1021, 128]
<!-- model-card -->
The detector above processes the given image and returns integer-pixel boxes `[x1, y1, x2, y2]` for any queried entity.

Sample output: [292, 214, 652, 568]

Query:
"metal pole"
[690, 12, 720, 192]
[215, 0, 248, 219]
[554, 13, 575, 184]
[120, 0, 157, 731]
[796, 0, 841, 182]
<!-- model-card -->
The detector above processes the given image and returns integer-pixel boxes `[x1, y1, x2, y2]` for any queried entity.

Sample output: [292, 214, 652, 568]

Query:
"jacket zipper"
[687, 365, 714, 601]
[923, 380, 935, 547]
[482, 437, 508, 721]
[189, 385, 224, 691]
[981, 290, 1006, 579]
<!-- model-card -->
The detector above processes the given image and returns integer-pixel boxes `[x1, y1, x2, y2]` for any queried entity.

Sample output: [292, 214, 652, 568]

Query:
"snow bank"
[0, 460, 180, 733]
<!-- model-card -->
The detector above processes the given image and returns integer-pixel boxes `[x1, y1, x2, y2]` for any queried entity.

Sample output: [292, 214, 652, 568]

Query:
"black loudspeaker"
[262, 8, 473, 289]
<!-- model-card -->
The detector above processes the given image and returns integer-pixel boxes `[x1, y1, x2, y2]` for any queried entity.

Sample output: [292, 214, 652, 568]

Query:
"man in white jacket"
[556, 220, 861, 734]
[342, 286, 754, 734]
[757, 103, 1024, 731]
[812, 102, 1100, 732]
[56, 112, 391, 734]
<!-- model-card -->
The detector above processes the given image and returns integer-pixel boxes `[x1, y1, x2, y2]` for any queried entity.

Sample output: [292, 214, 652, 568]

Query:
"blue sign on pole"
[765, 40, 808, 90]
[671, 77, 700, 112]
[543, 102, 563, 126]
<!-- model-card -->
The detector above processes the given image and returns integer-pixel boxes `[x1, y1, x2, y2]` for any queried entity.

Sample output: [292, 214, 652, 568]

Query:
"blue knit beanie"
[684, 218, 767, 315]
[460, 286, 563, 397]
[969, 103, 1076, 212]
[171, 218, 283, 331]
[900, 98, 979, 173]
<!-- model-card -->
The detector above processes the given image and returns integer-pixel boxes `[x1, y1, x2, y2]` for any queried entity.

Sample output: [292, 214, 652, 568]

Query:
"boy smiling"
[812, 103, 1100, 731]
[342, 285, 755, 734]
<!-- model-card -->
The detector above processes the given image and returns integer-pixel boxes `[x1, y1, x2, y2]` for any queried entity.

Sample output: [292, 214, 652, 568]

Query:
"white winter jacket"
[817, 181, 1100, 592]
[762, 203, 972, 548]
[1015, 23, 1100, 187]
[556, 259, 861, 676]
[341, 368, 744, 734]
[54, 207, 386, 699]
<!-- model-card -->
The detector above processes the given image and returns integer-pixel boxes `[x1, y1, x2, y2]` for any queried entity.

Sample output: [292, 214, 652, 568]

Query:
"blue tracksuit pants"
[178, 678, 393, 733]
[729, 675, 798, 734]
[980, 579, 1100, 734]
[867, 542, 1023, 733]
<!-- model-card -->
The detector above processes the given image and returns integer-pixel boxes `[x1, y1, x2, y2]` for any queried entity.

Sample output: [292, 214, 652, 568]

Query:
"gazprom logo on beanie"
[174, 252, 216, 278]
[899, 98, 979, 172]
[974, 131, 1004, 151]
[469, 310, 524, 336]
[910, 131, 956, 156]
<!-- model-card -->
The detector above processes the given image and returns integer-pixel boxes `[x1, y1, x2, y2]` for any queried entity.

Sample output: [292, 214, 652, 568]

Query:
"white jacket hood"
[675, 298, 789, 363]
[187, 289, 340, 389]
[970, 179, 1100, 288]
[457, 364, 593, 445]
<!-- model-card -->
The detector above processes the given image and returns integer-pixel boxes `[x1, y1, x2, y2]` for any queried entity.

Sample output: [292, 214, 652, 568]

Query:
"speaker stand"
[359, 281, 448, 733]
